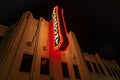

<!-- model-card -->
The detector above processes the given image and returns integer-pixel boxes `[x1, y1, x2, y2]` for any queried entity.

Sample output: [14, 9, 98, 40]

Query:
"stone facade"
[0, 11, 120, 80]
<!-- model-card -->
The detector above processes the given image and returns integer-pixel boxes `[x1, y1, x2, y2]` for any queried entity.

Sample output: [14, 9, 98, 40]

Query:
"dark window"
[118, 69, 120, 77]
[92, 63, 99, 73]
[73, 65, 81, 79]
[0, 36, 3, 42]
[105, 66, 112, 76]
[86, 61, 93, 72]
[119, 70, 120, 74]
[98, 64, 105, 75]
[19, 54, 33, 72]
[62, 62, 69, 78]
[40, 58, 49, 75]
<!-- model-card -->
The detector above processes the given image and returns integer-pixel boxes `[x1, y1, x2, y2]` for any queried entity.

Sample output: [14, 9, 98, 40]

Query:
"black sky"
[0, 0, 120, 65]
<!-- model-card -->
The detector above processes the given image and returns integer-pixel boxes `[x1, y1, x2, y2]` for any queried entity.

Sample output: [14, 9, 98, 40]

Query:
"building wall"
[0, 11, 120, 80]
[0, 11, 39, 80]
[68, 31, 89, 80]
[84, 53, 120, 80]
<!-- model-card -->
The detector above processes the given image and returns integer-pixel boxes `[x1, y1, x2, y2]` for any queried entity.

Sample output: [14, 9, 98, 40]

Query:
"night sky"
[0, 0, 120, 65]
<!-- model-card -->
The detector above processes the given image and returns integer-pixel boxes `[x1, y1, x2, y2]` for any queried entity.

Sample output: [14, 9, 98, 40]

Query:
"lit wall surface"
[0, 6, 120, 80]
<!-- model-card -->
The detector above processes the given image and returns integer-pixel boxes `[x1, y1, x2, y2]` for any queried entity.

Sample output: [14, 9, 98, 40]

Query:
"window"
[105, 66, 112, 76]
[119, 70, 120, 74]
[62, 62, 69, 78]
[40, 58, 49, 75]
[19, 54, 33, 72]
[98, 64, 105, 74]
[73, 65, 81, 79]
[0, 36, 3, 43]
[86, 61, 93, 72]
[92, 63, 99, 73]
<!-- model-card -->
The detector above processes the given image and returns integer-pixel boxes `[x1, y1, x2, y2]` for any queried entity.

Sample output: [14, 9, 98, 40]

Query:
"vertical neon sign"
[52, 6, 63, 50]
[50, 6, 70, 52]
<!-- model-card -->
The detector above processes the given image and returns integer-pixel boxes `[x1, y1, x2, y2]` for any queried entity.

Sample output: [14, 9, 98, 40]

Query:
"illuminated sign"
[51, 6, 70, 51]
[52, 6, 63, 50]
[53, 9, 59, 46]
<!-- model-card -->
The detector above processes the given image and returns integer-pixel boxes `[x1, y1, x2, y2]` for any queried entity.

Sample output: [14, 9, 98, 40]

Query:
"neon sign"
[52, 6, 63, 50]
[50, 6, 70, 52]
[52, 9, 60, 46]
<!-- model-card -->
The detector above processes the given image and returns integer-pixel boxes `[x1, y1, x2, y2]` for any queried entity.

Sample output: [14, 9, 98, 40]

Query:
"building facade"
[0, 6, 120, 80]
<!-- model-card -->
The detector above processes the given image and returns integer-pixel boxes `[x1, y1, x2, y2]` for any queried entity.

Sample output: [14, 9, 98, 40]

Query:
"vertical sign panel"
[52, 6, 63, 51]
[50, 6, 70, 52]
